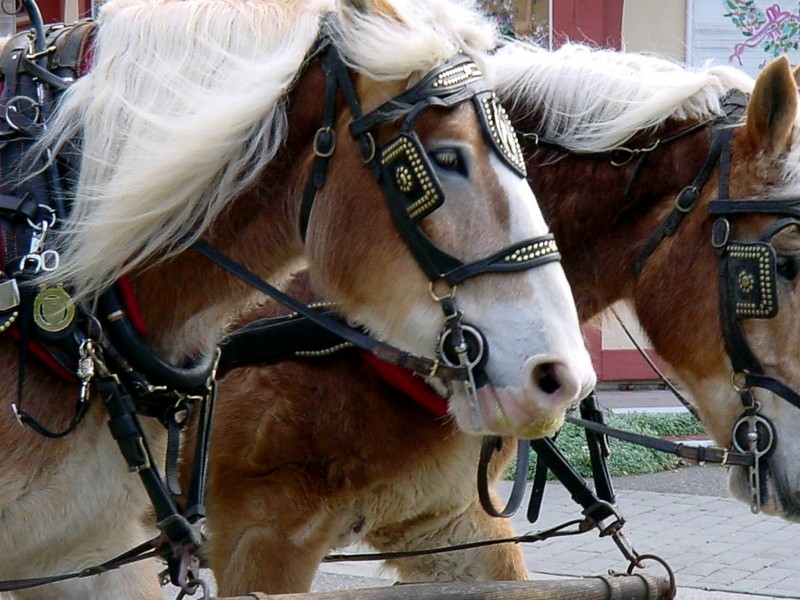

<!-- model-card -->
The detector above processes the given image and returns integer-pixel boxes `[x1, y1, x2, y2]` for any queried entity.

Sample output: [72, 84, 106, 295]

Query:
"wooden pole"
[215, 574, 672, 600]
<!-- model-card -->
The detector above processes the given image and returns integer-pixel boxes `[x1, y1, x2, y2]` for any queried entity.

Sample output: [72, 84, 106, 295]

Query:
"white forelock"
[331, 0, 496, 80]
[486, 41, 756, 153]
[34, 0, 497, 300]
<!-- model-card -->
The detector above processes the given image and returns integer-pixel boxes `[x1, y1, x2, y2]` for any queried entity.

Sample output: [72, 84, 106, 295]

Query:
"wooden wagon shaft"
[216, 574, 672, 600]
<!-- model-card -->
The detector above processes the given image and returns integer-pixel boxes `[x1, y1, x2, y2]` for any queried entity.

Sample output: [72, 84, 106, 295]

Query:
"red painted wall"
[38, 0, 64, 23]
[23, 0, 90, 23]
[552, 0, 624, 49]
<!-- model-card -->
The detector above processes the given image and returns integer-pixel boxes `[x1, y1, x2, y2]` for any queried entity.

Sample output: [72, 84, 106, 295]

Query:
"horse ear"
[746, 55, 798, 157]
[794, 64, 800, 88]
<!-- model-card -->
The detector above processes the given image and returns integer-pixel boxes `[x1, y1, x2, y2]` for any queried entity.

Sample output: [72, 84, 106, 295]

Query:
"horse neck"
[526, 118, 715, 322]
[130, 64, 328, 360]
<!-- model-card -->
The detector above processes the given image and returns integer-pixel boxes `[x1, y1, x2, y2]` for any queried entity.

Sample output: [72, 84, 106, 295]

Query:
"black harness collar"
[0, 21, 216, 423]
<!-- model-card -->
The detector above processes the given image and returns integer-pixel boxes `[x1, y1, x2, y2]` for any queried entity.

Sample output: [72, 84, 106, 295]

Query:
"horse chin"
[449, 384, 567, 437]
[728, 464, 800, 523]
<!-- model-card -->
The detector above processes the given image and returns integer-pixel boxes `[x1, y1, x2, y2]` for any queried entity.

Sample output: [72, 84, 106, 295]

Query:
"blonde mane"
[37, 0, 496, 300]
[487, 41, 756, 153]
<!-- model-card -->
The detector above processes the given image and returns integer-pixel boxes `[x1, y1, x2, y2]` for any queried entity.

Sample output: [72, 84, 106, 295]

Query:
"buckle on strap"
[0, 278, 20, 312]
[313, 126, 336, 158]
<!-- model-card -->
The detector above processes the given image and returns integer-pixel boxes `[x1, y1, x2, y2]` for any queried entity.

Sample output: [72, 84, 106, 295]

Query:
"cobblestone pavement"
[162, 494, 800, 600]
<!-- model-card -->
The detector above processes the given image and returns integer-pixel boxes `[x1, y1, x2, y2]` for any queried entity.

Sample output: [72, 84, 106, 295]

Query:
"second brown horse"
[200, 41, 800, 595]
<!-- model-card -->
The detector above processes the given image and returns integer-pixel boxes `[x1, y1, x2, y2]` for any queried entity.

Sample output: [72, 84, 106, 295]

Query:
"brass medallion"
[33, 284, 76, 334]
[395, 166, 414, 193]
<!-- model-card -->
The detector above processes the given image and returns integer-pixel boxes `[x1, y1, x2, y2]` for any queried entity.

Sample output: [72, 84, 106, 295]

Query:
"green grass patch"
[504, 411, 707, 479]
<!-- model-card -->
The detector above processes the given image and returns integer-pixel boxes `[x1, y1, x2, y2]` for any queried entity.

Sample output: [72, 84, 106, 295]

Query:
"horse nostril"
[533, 362, 562, 394]
[523, 357, 583, 410]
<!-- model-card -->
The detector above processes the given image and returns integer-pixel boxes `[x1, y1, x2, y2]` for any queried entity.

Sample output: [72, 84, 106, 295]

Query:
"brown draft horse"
[199, 42, 800, 595]
[0, 2, 595, 599]
[493, 43, 800, 520]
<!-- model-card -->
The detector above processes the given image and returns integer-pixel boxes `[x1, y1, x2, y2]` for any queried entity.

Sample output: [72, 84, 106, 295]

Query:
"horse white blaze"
[455, 155, 596, 436]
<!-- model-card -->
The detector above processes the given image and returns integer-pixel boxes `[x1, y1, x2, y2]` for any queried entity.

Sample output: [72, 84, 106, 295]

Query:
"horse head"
[35, 0, 594, 439]
[489, 41, 800, 519]
[700, 56, 800, 520]
[297, 0, 596, 437]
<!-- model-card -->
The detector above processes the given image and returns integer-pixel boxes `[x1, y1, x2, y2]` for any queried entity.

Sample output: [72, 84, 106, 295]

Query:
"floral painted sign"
[689, 1, 800, 77]
[724, 1, 800, 65]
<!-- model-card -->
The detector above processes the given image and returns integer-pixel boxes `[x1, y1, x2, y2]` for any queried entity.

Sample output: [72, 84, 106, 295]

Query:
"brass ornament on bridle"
[32, 283, 76, 335]
[724, 241, 778, 319]
[381, 134, 444, 221]
[476, 92, 526, 177]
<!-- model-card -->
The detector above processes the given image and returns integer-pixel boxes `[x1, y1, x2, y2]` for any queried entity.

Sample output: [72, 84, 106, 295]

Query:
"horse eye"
[776, 254, 798, 281]
[430, 148, 468, 177]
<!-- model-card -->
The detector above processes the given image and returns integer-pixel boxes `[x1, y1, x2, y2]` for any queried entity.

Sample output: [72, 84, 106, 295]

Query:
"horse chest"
[0, 414, 165, 576]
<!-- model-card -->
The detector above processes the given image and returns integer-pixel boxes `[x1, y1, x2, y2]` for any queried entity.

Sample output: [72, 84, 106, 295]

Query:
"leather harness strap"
[566, 415, 754, 467]
[477, 436, 530, 518]
[217, 307, 346, 376]
[632, 130, 725, 276]
[193, 238, 468, 383]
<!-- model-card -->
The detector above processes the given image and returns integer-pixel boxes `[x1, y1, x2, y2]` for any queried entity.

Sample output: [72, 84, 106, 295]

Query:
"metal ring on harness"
[4, 95, 40, 130]
[26, 204, 56, 230]
[437, 322, 486, 370]
[626, 553, 677, 600]
[731, 371, 750, 393]
[1, 0, 23, 17]
[732, 412, 775, 457]
[313, 126, 336, 158]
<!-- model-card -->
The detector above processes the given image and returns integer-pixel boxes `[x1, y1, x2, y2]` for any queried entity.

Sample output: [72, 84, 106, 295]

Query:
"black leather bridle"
[635, 90, 800, 513]
[518, 89, 800, 514]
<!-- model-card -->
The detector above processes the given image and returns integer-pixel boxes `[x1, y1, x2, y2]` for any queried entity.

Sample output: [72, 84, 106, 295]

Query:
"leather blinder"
[725, 241, 778, 319]
[474, 92, 526, 177]
[379, 133, 443, 222]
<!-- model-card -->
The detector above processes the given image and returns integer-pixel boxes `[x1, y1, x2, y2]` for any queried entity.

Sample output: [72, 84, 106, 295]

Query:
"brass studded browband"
[341, 53, 558, 287]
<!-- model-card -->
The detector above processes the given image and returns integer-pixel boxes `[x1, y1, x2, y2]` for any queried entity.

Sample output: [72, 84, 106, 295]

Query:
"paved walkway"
[312, 474, 800, 599]
[167, 388, 800, 599]
[314, 389, 800, 599]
